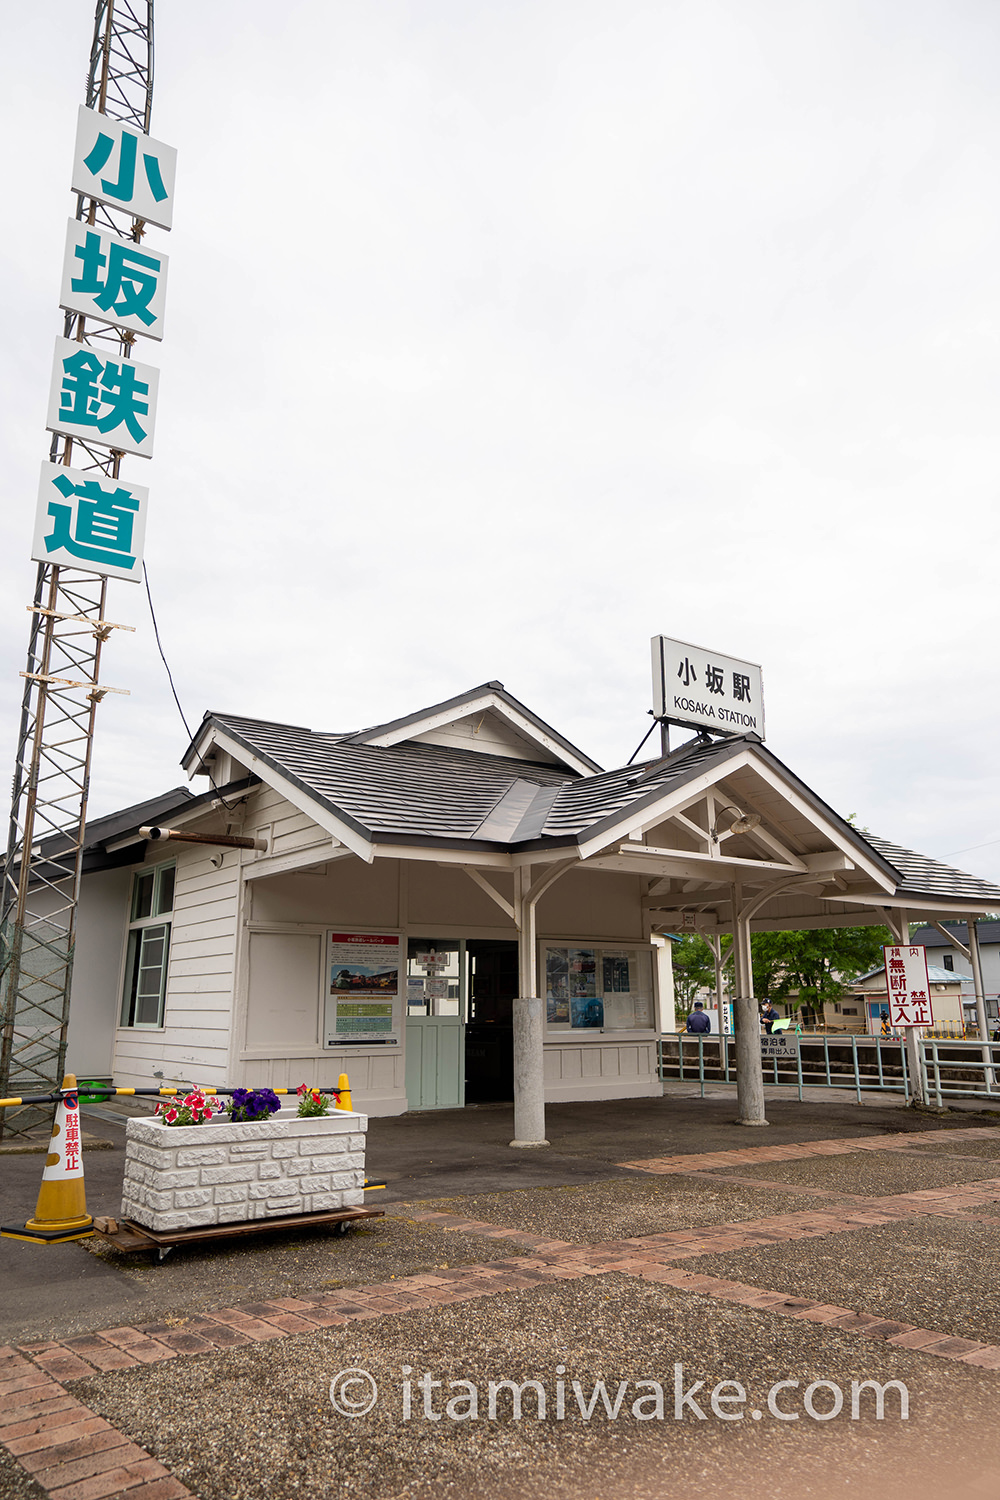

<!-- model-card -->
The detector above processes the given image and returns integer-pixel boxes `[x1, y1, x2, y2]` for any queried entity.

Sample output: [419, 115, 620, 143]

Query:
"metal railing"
[659, 1034, 913, 1103]
[923, 1039, 1000, 1107]
[659, 1032, 1000, 1107]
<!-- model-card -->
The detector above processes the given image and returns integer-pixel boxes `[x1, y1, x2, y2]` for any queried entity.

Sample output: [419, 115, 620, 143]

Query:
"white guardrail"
[658, 1034, 1000, 1107]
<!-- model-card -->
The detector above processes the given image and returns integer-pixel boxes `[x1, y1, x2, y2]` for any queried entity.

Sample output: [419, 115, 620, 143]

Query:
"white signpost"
[60, 220, 168, 340]
[32, 462, 148, 583]
[761, 1032, 798, 1061]
[71, 106, 177, 230]
[46, 336, 160, 459]
[882, 945, 934, 1028]
[651, 636, 764, 738]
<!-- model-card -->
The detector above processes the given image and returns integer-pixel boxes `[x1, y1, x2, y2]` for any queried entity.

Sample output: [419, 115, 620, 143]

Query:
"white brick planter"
[122, 1109, 368, 1233]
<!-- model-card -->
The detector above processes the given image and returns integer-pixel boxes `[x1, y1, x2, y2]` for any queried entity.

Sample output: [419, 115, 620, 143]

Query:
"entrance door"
[465, 940, 518, 1103]
[405, 1015, 465, 1109]
[405, 938, 465, 1110]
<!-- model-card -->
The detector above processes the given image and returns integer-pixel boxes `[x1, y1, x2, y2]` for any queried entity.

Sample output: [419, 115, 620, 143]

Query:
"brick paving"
[4, 1128, 1000, 1498]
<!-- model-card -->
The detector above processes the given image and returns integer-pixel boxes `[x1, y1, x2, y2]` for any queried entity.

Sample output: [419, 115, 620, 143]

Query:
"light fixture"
[710, 805, 762, 840]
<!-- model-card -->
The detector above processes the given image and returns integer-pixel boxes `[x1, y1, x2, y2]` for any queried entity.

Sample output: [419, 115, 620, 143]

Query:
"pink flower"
[165, 1108, 178, 1123]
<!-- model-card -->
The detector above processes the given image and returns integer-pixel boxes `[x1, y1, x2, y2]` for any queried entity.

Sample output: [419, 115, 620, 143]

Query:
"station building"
[61, 682, 1000, 1128]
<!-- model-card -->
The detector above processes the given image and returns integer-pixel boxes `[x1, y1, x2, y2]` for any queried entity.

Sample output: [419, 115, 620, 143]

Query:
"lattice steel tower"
[0, 1, 156, 1140]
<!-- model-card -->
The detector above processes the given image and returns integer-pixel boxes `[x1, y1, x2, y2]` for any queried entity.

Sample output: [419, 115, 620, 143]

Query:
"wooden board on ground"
[92, 1205, 384, 1258]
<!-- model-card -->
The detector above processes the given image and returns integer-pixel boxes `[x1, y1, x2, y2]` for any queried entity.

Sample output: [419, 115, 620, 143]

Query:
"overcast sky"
[2, 0, 999, 885]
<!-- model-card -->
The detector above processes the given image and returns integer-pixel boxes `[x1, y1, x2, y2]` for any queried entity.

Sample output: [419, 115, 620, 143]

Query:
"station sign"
[652, 636, 764, 738]
[71, 106, 177, 230]
[46, 336, 159, 459]
[60, 219, 168, 340]
[32, 461, 148, 583]
[882, 945, 934, 1027]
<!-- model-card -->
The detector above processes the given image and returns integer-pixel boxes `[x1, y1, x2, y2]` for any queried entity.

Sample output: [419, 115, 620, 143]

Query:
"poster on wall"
[324, 932, 400, 1046]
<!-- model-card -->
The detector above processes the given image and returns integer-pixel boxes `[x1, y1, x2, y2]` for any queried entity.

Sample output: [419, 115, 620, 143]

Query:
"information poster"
[324, 932, 400, 1046]
[545, 945, 654, 1031]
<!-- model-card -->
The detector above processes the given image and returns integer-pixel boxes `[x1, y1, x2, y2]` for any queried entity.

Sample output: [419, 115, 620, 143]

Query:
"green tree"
[670, 934, 718, 1016]
[750, 926, 890, 1013]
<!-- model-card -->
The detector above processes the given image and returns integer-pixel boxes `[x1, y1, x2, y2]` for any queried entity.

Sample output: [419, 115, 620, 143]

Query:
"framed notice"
[544, 944, 654, 1031]
[323, 932, 401, 1046]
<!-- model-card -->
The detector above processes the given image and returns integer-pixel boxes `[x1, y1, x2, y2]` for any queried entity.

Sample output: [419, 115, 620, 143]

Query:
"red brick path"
[4, 1127, 1000, 1498]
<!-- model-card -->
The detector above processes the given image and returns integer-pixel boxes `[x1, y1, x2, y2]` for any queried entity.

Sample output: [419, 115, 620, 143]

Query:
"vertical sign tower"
[0, 2, 172, 1139]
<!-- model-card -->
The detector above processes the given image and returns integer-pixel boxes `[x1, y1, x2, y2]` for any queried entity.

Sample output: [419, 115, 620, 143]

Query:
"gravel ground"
[8, 1218, 525, 1345]
[692, 1215, 1000, 1346]
[0, 1443, 47, 1500]
[903, 1139, 1000, 1159]
[399, 1177, 828, 1244]
[702, 1152, 1000, 1197]
[68, 1274, 998, 1500]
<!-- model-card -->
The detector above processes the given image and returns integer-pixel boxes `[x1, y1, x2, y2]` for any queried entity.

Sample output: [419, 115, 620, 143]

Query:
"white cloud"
[2, 0, 999, 884]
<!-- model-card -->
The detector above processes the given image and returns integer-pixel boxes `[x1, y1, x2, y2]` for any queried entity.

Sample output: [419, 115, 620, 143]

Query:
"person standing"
[685, 1001, 712, 1034]
[759, 1001, 780, 1034]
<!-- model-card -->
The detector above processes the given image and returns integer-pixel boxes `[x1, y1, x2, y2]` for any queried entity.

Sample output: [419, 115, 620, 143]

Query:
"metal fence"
[659, 1033, 1000, 1106]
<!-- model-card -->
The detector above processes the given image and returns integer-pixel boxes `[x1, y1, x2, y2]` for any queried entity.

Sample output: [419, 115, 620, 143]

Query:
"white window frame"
[119, 863, 175, 1029]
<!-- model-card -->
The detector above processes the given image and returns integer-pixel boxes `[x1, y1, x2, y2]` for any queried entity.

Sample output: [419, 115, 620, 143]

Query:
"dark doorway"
[465, 940, 518, 1103]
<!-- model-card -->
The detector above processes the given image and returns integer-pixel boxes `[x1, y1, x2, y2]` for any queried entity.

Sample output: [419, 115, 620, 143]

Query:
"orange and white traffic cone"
[1, 1075, 94, 1244]
[335, 1072, 353, 1112]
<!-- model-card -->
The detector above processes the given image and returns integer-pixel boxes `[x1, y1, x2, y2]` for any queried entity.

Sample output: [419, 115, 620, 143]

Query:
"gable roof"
[861, 835, 1000, 906]
[80, 684, 999, 923]
[854, 963, 964, 987]
[912, 920, 1000, 947]
[334, 682, 600, 777]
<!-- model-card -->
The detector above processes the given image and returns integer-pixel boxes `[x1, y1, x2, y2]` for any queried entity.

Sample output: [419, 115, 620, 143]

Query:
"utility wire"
[944, 835, 1000, 858]
[143, 562, 241, 812]
[143, 562, 194, 742]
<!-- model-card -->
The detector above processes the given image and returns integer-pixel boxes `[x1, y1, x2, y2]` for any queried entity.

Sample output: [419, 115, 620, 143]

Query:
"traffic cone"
[335, 1072, 353, 1112]
[1, 1075, 94, 1244]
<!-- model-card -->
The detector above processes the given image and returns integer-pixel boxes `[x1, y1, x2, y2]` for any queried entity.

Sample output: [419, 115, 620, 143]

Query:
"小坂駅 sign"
[651, 636, 764, 738]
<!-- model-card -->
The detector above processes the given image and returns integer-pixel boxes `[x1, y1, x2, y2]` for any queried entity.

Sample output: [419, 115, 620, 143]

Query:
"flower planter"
[122, 1108, 368, 1233]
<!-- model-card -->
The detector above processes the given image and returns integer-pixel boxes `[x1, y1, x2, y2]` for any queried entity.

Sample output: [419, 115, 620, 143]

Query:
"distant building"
[911, 921, 1000, 1030]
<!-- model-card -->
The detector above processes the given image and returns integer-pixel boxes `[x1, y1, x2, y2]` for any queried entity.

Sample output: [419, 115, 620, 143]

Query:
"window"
[406, 939, 462, 1016]
[943, 953, 954, 971]
[120, 863, 175, 1028]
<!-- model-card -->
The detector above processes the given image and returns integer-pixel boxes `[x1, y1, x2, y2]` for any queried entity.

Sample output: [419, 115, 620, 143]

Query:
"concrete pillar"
[967, 919, 996, 1088]
[511, 866, 549, 1147]
[731, 884, 767, 1126]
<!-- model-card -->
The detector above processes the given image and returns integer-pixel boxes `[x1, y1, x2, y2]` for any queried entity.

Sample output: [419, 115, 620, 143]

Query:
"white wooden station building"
[62, 682, 1000, 1136]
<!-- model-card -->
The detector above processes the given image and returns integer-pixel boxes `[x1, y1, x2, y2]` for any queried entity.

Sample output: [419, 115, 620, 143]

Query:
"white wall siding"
[542, 1038, 660, 1102]
[66, 868, 131, 1078]
[112, 845, 241, 1090]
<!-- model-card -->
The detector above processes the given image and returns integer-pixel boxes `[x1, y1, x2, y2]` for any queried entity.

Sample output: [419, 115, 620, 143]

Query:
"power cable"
[143, 562, 241, 812]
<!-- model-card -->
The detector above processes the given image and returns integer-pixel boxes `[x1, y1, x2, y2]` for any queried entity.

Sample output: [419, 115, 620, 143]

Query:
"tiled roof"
[210, 713, 569, 842]
[861, 834, 1000, 906]
[166, 704, 1000, 914]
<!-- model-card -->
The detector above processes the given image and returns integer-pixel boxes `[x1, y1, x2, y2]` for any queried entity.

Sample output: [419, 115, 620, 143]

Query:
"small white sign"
[60, 219, 168, 340]
[71, 106, 177, 230]
[47, 337, 159, 459]
[761, 1033, 798, 1060]
[651, 636, 764, 738]
[33, 461, 148, 582]
[883, 945, 934, 1028]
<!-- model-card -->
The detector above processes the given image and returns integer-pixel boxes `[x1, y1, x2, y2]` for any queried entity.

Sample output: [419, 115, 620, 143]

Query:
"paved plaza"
[2, 1095, 1000, 1499]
